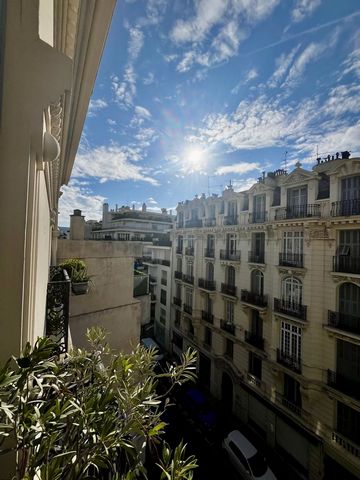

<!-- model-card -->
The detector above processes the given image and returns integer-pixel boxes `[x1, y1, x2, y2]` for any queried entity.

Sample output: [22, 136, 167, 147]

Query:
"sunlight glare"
[183, 145, 207, 172]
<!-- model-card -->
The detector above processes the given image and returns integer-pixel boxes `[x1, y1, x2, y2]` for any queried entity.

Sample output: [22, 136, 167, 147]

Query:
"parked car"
[222, 430, 276, 480]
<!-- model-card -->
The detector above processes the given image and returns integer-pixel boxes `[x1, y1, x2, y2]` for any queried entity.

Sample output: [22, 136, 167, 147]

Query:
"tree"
[0, 327, 198, 479]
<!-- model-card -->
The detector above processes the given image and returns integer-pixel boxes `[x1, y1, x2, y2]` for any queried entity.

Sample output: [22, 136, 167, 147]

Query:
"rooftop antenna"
[284, 151, 288, 172]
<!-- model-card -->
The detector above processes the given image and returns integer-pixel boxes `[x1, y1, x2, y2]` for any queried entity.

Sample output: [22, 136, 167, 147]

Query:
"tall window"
[251, 270, 264, 295]
[227, 233, 237, 254]
[185, 289, 193, 307]
[176, 283, 181, 300]
[283, 231, 303, 255]
[249, 352, 262, 379]
[191, 208, 198, 220]
[177, 235, 183, 250]
[253, 194, 266, 222]
[206, 262, 214, 281]
[160, 289, 167, 306]
[284, 374, 301, 407]
[188, 236, 195, 249]
[225, 300, 234, 323]
[242, 194, 249, 211]
[338, 230, 360, 256]
[207, 234, 215, 251]
[251, 232, 265, 262]
[204, 327, 212, 347]
[337, 402, 360, 445]
[281, 321, 302, 360]
[337, 340, 360, 382]
[251, 310, 263, 337]
[209, 205, 216, 218]
[177, 257, 182, 272]
[287, 186, 307, 217]
[282, 276, 302, 306]
[186, 261, 193, 278]
[272, 186, 281, 206]
[205, 295, 212, 314]
[341, 175, 360, 201]
[225, 339, 234, 359]
[227, 266, 235, 286]
[228, 201, 237, 217]
[339, 283, 360, 317]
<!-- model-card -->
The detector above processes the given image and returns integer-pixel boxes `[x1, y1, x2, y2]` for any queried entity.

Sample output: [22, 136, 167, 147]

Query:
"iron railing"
[332, 432, 360, 459]
[202, 311, 214, 324]
[220, 320, 235, 335]
[331, 199, 360, 217]
[46, 267, 70, 354]
[223, 215, 238, 225]
[244, 331, 264, 350]
[327, 370, 360, 400]
[204, 248, 215, 258]
[249, 211, 268, 224]
[173, 296, 182, 307]
[198, 278, 216, 291]
[275, 204, 320, 220]
[279, 253, 304, 268]
[248, 251, 265, 263]
[174, 270, 182, 280]
[221, 283, 237, 297]
[276, 349, 302, 373]
[220, 250, 241, 262]
[176, 247, 183, 254]
[241, 290, 268, 308]
[275, 392, 302, 417]
[204, 218, 216, 227]
[274, 298, 307, 320]
[328, 310, 360, 335]
[185, 219, 203, 228]
[333, 256, 360, 274]
[183, 274, 194, 285]
[183, 303, 193, 315]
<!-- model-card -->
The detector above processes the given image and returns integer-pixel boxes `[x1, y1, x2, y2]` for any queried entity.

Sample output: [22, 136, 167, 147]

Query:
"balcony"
[220, 250, 241, 262]
[277, 349, 302, 373]
[332, 432, 360, 458]
[275, 392, 302, 417]
[185, 246, 194, 256]
[333, 256, 360, 274]
[331, 199, 360, 217]
[46, 267, 70, 354]
[248, 251, 265, 264]
[274, 298, 307, 321]
[249, 211, 268, 224]
[221, 283, 237, 297]
[202, 311, 214, 324]
[182, 274, 194, 285]
[275, 204, 321, 220]
[183, 303, 193, 315]
[174, 270, 182, 280]
[327, 370, 360, 400]
[185, 219, 203, 228]
[328, 310, 360, 335]
[161, 278, 167, 286]
[223, 215, 238, 226]
[220, 320, 235, 335]
[247, 373, 262, 389]
[176, 247, 183, 255]
[245, 331, 264, 350]
[198, 278, 216, 291]
[241, 290, 268, 308]
[204, 248, 215, 258]
[279, 253, 304, 268]
[173, 296, 182, 307]
[204, 218, 216, 227]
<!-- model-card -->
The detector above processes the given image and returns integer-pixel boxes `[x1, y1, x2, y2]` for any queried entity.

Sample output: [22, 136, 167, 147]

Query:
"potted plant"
[58, 258, 91, 295]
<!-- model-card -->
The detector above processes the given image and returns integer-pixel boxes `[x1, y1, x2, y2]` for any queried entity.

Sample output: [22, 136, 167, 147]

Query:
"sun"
[183, 145, 206, 172]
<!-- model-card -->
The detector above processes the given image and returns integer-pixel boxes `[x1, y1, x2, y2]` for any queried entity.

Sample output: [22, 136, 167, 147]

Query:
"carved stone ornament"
[331, 274, 360, 286]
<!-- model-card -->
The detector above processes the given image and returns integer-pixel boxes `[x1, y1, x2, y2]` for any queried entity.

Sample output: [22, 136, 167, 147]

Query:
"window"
[284, 373, 302, 407]
[228, 201, 237, 217]
[172, 332, 183, 349]
[225, 339, 234, 359]
[209, 205, 216, 218]
[341, 175, 360, 201]
[186, 261, 193, 277]
[337, 401, 360, 444]
[338, 230, 360, 257]
[160, 308, 166, 325]
[225, 300, 234, 323]
[251, 232, 265, 262]
[177, 257, 182, 272]
[205, 295, 212, 314]
[249, 352, 262, 380]
[228, 441, 249, 471]
[254, 194, 265, 213]
[337, 340, 360, 383]
[251, 270, 264, 295]
[339, 282, 360, 317]
[281, 322, 301, 360]
[251, 310, 263, 337]
[191, 208, 198, 220]
[272, 186, 281, 206]
[288, 186, 307, 208]
[188, 236, 195, 249]
[204, 327, 212, 347]
[242, 194, 249, 211]
[160, 289, 167, 306]
[283, 231, 303, 255]
[227, 233, 237, 254]
[206, 262, 214, 281]
[282, 277, 302, 306]
[175, 283, 182, 300]
[227, 266, 235, 286]
[185, 289, 193, 307]
[220, 201, 225, 214]
[161, 270, 167, 286]
[317, 173, 330, 199]
[175, 309, 181, 328]
[207, 234, 215, 251]
[177, 235, 183, 250]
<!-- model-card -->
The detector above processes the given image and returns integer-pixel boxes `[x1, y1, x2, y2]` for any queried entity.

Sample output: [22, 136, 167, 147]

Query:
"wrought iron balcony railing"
[275, 204, 321, 220]
[275, 392, 302, 417]
[198, 278, 216, 291]
[241, 290, 268, 308]
[274, 298, 307, 321]
[332, 432, 360, 458]
[204, 218, 216, 227]
[276, 349, 302, 373]
[333, 256, 360, 274]
[174, 270, 183, 280]
[173, 296, 182, 307]
[327, 370, 360, 400]
[220, 250, 241, 262]
[185, 246, 194, 256]
[328, 310, 360, 335]
[249, 211, 268, 224]
[245, 331, 264, 350]
[223, 215, 238, 225]
[220, 320, 235, 335]
[204, 248, 215, 258]
[185, 219, 203, 228]
[183, 303, 193, 315]
[46, 267, 70, 354]
[248, 251, 265, 264]
[331, 199, 360, 217]
[221, 283, 237, 297]
[201, 311, 214, 324]
[279, 253, 304, 268]
[176, 247, 183, 255]
[182, 274, 194, 285]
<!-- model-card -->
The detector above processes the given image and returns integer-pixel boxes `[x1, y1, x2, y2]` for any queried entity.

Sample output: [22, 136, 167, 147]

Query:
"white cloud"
[282, 42, 326, 87]
[112, 67, 137, 108]
[268, 44, 301, 88]
[134, 105, 152, 119]
[340, 48, 360, 80]
[72, 145, 159, 185]
[292, 0, 321, 23]
[215, 162, 260, 176]
[88, 98, 108, 117]
[107, 118, 117, 126]
[245, 68, 258, 83]
[232, 177, 259, 192]
[58, 183, 105, 226]
[147, 197, 158, 205]
[143, 72, 155, 85]
[128, 27, 144, 61]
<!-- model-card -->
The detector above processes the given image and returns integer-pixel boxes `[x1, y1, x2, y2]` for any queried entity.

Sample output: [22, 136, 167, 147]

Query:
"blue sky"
[59, 0, 360, 225]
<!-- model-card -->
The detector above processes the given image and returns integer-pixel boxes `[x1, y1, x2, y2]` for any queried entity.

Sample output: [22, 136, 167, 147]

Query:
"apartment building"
[170, 153, 360, 479]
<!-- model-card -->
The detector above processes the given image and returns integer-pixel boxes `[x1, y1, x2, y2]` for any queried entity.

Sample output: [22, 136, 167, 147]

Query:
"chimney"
[70, 209, 85, 240]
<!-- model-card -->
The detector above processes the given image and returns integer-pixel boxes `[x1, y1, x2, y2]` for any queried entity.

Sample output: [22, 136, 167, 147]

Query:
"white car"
[222, 430, 277, 480]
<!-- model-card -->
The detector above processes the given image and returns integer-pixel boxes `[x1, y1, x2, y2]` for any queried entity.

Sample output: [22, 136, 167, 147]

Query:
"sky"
[59, 0, 360, 226]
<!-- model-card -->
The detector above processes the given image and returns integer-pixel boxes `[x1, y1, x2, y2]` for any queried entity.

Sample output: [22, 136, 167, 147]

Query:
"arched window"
[227, 266, 235, 286]
[339, 283, 360, 316]
[282, 277, 302, 306]
[206, 262, 214, 281]
[251, 269, 264, 295]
